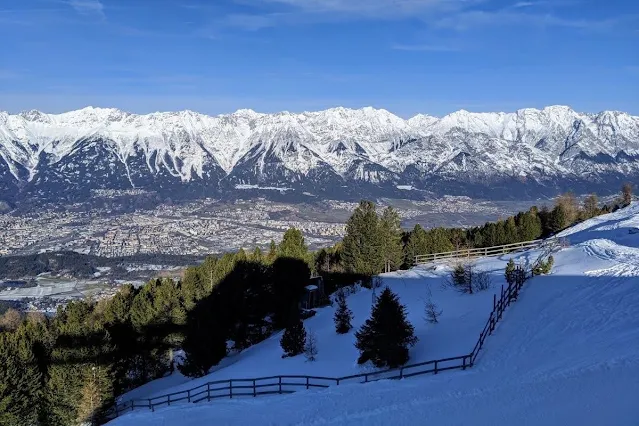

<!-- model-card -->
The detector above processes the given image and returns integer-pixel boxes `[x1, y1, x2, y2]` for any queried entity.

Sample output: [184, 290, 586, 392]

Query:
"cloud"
[238, 0, 477, 21]
[222, 13, 282, 31]
[512, 1, 535, 7]
[392, 43, 460, 52]
[434, 10, 621, 31]
[66, 0, 105, 18]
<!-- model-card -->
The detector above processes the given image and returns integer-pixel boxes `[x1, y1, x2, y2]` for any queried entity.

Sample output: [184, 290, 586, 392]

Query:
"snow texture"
[110, 204, 639, 425]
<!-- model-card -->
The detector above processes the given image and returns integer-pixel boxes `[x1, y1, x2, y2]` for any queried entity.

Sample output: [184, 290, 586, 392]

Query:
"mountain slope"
[109, 203, 639, 425]
[1, 106, 638, 202]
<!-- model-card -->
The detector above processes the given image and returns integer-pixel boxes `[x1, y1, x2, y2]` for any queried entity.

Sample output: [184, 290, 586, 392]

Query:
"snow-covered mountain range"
[1, 105, 638, 202]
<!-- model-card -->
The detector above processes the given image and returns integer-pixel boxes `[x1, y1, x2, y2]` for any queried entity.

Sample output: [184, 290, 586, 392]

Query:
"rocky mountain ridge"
[1, 105, 637, 203]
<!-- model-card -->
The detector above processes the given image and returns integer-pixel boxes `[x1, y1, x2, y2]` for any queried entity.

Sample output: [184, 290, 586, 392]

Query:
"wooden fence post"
[462, 356, 467, 370]
[306, 377, 310, 390]
[493, 294, 496, 310]
[229, 380, 233, 399]
[167, 394, 171, 406]
[187, 389, 191, 403]
[434, 360, 438, 374]
[279, 376, 282, 394]
[149, 399, 153, 412]
[207, 383, 211, 402]
[253, 379, 257, 397]
[399, 367, 404, 379]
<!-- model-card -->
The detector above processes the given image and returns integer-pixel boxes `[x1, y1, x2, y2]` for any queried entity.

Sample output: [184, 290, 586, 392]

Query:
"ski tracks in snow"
[581, 238, 639, 277]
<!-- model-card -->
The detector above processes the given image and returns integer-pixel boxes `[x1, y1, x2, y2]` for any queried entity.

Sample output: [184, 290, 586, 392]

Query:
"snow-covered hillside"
[110, 204, 639, 425]
[1, 105, 638, 201]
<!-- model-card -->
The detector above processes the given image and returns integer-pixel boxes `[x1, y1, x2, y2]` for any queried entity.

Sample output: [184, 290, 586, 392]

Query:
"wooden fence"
[103, 265, 532, 422]
[414, 239, 545, 264]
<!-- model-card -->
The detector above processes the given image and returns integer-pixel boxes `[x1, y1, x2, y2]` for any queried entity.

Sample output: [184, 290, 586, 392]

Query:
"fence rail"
[414, 239, 546, 264]
[104, 261, 537, 422]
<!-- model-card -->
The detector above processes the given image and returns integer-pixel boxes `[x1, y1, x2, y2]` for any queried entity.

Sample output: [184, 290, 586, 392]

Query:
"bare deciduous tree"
[304, 331, 318, 362]
[424, 300, 443, 324]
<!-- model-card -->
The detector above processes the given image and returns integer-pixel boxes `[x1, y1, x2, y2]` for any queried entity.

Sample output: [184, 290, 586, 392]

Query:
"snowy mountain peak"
[0, 105, 638, 202]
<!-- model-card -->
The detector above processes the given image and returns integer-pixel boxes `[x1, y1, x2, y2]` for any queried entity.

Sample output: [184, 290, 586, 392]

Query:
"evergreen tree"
[278, 228, 309, 261]
[427, 227, 454, 254]
[452, 263, 467, 287]
[517, 208, 543, 241]
[280, 318, 306, 358]
[493, 220, 507, 246]
[404, 224, 429, 267]
[235, 248, 248, 262]
[179, 296, 228, 378]
[379, 206, 403, 271]
[0, 332, 42, 426]
[251, 246, 264, 263]
[181, 267, 206, 311]
[271, 257, 311, 329]
[76, 365, 113, 425]
[266, 240, 278, 264]
[355, 287, 417, 367]
[334, 290, 353, 334]
[505, 259, 516, 287]
[45, 300, 116, 425]
[213, 253, 237, 286]
[504, 217, 518, 244]
[342, 200, 384, 276]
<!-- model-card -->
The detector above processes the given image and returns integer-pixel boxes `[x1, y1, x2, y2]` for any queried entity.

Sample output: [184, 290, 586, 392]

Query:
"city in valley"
[0, 193, 532, 312]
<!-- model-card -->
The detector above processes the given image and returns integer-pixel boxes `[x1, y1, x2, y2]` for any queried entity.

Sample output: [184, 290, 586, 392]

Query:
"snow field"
[112, 204, 639, 425]
[120, 259, 511, 403]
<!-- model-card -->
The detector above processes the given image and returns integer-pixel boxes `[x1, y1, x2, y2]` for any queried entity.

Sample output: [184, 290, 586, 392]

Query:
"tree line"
[0, 183, 632, 424]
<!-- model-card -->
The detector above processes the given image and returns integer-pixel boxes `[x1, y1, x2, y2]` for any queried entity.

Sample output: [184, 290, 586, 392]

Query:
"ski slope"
[111, 204, 639, 425]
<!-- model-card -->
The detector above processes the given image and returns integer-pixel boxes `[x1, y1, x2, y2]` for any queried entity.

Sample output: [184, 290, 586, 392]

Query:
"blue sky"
[1, 0, 637, 117]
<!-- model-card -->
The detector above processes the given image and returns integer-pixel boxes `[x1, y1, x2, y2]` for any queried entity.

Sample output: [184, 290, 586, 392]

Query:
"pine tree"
[235, 248, 248, 262]
[180, 267, 206, 311]
[179, 296, 228, 378]
[517, 208, 542, 241]
[404, 224, 429, 267]
[278, 228, 309, 261]
[76, 365, 113, 425]
[280, 319, 306, 358]
[355, 287, 417, 368]
[334, 290, 353, 334]
[505, 259, 516, 286]
[0, 332, 42, 426]
[379, 206, 403, 272]
[504, 217, 518, 244]
[271, 257, 311, 329]
[452, 263, 467, 286]
[427, 227, 454, 254]
[342, 200, 384, 276]
[266, 240, 278, 264]
[251, 246, 264, 263]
